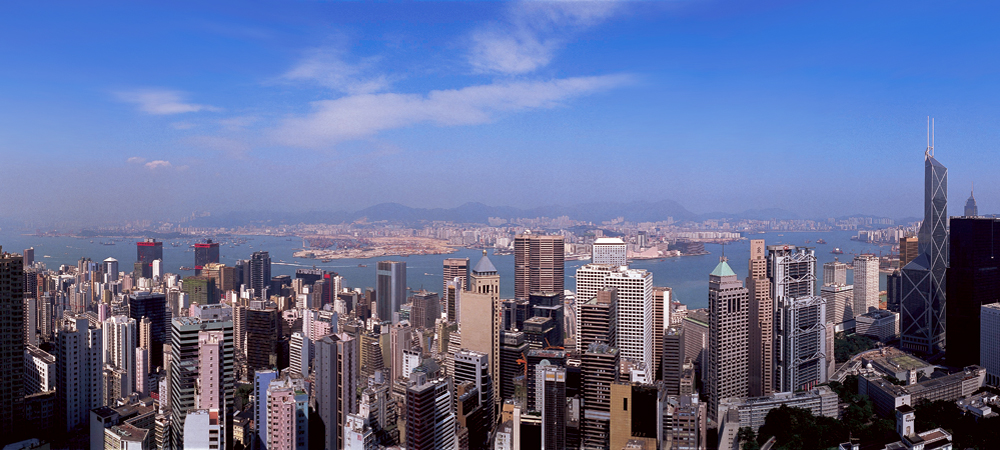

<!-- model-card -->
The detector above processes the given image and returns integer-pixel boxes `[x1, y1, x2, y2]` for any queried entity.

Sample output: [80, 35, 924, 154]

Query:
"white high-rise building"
[56, 314, 104, 432]
[592, 237, 627, 266]
[853, 254, 880, 316]
[981, 303, 1000, 387]
[184, 408, 225, 450]
[290, 331, 312, 379]
[103, 315, 137, 400]
[104, 257, 119, 283]
[574, 263, 653, 381]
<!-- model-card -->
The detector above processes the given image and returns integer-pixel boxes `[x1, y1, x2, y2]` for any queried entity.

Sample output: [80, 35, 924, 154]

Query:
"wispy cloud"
[145, 160, 172, 169]
[116, 89, 221, 115]
[468, 1, 621, 74]
[271, 74, 632, 148]
[280, 48, 392, 95]
[127, 156, 146, 164]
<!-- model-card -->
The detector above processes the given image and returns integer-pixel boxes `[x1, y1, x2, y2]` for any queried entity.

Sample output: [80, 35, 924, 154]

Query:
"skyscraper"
[980, 303, 1000, 387]
[454, 349, 495, 429]
[945, 217, 1000, 367]
[249, 251, 272, 299]
[540, 365, 567, 450]
[266, 375, 309, 450]
[443, 257, 470, 294]
[315, 333, 358, 450]
[581, 342, 619, 449]
[769, 245, 829, 392]
[964, 185, 978, 217]
[410, 290, 440, 330]
[245, 305, 281, 373]
[578, 287, 618, 355]
[900, 236, 920, 268]
[707, 258, 749, 422]
[0, 248, 24, 438]
[460, 252, 501, 409]
[194, 240, 220, 275]
[376, 261, 406, 322]
[103, 315, 137, 401]
[592, 237, 627, 266]
[514, 233, 564, 300]
[652, 286, 671, 381]
[405, 372, 456, 450]
[168, 308, 234, 449]
[104, 257, 120, 283]
[574, 264, 654, 382]
[853, 254, 880, 316]
[136, 238, 163, 279]
[901, 132, 949, 355]
[128, 292, 169, 368]
[746, 239, 773, 397]
[822, 259, 847, 286]
[56, 314, 103, 432]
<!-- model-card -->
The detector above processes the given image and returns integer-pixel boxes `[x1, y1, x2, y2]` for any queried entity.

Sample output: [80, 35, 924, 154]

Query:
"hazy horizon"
[2, 1, 997, 224]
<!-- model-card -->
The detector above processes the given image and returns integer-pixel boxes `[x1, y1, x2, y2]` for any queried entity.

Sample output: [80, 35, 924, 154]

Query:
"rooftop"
[710, 259, 737, 277]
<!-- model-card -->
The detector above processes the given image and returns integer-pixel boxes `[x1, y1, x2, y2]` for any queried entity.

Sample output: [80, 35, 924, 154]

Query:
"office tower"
[0, 248, 24, 439]
[249, 251, 272, 299]
[592, 237, 627, 266]
[23, 296, 37, 347]
[822, 284, 855, 329]
[455, 380, 489, 450]
[23, 247, 34, 267]
[444, 278, 462, 323]
[454, 349, 495, 427]
[499, 330, 528, 401]
[168, 308, 234, 449]
[707, 258, 749, 422]
[901, 138, 948, 355]
[540, 365, 566, 450]
[104, 257, 120, 283]
[652, 287, 670, 381]
[443, 257, 470, 294]
[136, 238, 163, 279]
[254, 370, 278, 450]
[515, 233, 565, 300]
[376, 261, 406, 322]
[581, 342, 619, 449]
[500, 298, 530, 332]
[662, 326, 684, 396]
[194, 240, 220, 275]
[822, 259, 848, 286]
[853, 254, 879, 316]
[203, 262, 238, 294]
[410, 290, 440, 330]
[746, 239, 772, 397]
[461, 252, 501, 408]
[575, 264, 654, 381]
[886, 270, 902, 313]
[24, 344, 55, 394]
[981, 303, 1000, 386]
[609, 383, 659, 450]
[289, 331, 311, 379]
[964, 185, 978, 216]
[405, 372, 456, 450]
[523, 316, 559, 350]
[769, 246, 829, 392]
[946, 217, 1000, 367]
[526, 349, 566, 412]
[136, 347, 149, 397]
[267, 376, 309, 450]
[389, 322, 414, 382]
[183, 409, 225, 450]
[578, 287, 618, 352]
[246, 305, 281, 372]
[56, 314, 104, 432]
[900, 236, 920, 268]
[128, 292, 169, 368]
[315, 333, 358, 450]
[662, 394, 706, 450]
[103, 315, 137, 400]
[183, 275, 218, 306]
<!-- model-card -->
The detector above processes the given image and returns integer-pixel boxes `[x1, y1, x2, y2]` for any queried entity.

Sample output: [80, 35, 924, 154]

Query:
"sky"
[2, 0, 999, 225]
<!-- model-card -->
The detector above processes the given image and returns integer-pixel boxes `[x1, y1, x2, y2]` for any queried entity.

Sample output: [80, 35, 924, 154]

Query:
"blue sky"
[1, 0, 998, 224]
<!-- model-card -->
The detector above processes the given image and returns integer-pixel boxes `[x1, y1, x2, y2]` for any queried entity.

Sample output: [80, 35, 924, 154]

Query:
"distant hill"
[189, 200, 698, 227]
[699, 208, 800, 221]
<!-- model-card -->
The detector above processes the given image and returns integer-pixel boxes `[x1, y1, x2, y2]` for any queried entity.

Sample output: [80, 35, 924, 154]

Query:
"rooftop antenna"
[720, 242, 726, 262]
[932, 117, 935, 156]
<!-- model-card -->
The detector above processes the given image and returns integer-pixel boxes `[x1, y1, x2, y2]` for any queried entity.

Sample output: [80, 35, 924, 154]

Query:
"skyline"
[3, 1, 1000, 224]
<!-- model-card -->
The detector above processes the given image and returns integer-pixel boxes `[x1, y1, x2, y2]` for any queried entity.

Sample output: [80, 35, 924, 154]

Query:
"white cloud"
[127, 156, 146, 164]
[468, 1, 621, 74]
[271, 74, 631, 148]
[280, 49, 391, 95]
[145, 160, 172, 169]
[116, 89, 221, 115]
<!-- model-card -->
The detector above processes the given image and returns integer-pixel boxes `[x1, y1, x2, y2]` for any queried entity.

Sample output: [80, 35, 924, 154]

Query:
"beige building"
[747, 239, 773, 397]
[707, 259, 749, 422]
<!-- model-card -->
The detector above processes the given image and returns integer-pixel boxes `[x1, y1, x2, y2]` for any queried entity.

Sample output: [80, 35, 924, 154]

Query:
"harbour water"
[0, 229, 890, 310]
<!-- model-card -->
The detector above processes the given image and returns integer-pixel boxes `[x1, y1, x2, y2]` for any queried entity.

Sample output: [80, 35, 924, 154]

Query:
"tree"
[757, 405, 848, 450]
[738, 427, 760, 450]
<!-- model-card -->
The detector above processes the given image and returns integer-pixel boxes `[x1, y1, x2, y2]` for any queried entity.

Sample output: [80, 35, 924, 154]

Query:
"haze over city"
[3, 1, 1000, 225]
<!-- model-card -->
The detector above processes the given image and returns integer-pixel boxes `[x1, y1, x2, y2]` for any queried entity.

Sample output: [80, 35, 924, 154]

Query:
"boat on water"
[831, 248, 844, 254]
[816, 239, 827, 244]
[179, 266, 195, 271]
[358, 264, 368, 268]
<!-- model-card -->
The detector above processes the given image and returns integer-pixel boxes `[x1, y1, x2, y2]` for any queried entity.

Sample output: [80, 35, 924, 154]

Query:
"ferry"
[830, 248, 844, 254]
[816, 239, 827, 244]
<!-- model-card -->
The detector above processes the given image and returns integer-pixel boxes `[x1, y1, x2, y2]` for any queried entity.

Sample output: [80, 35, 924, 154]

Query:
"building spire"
[925, 116, 935, 157]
